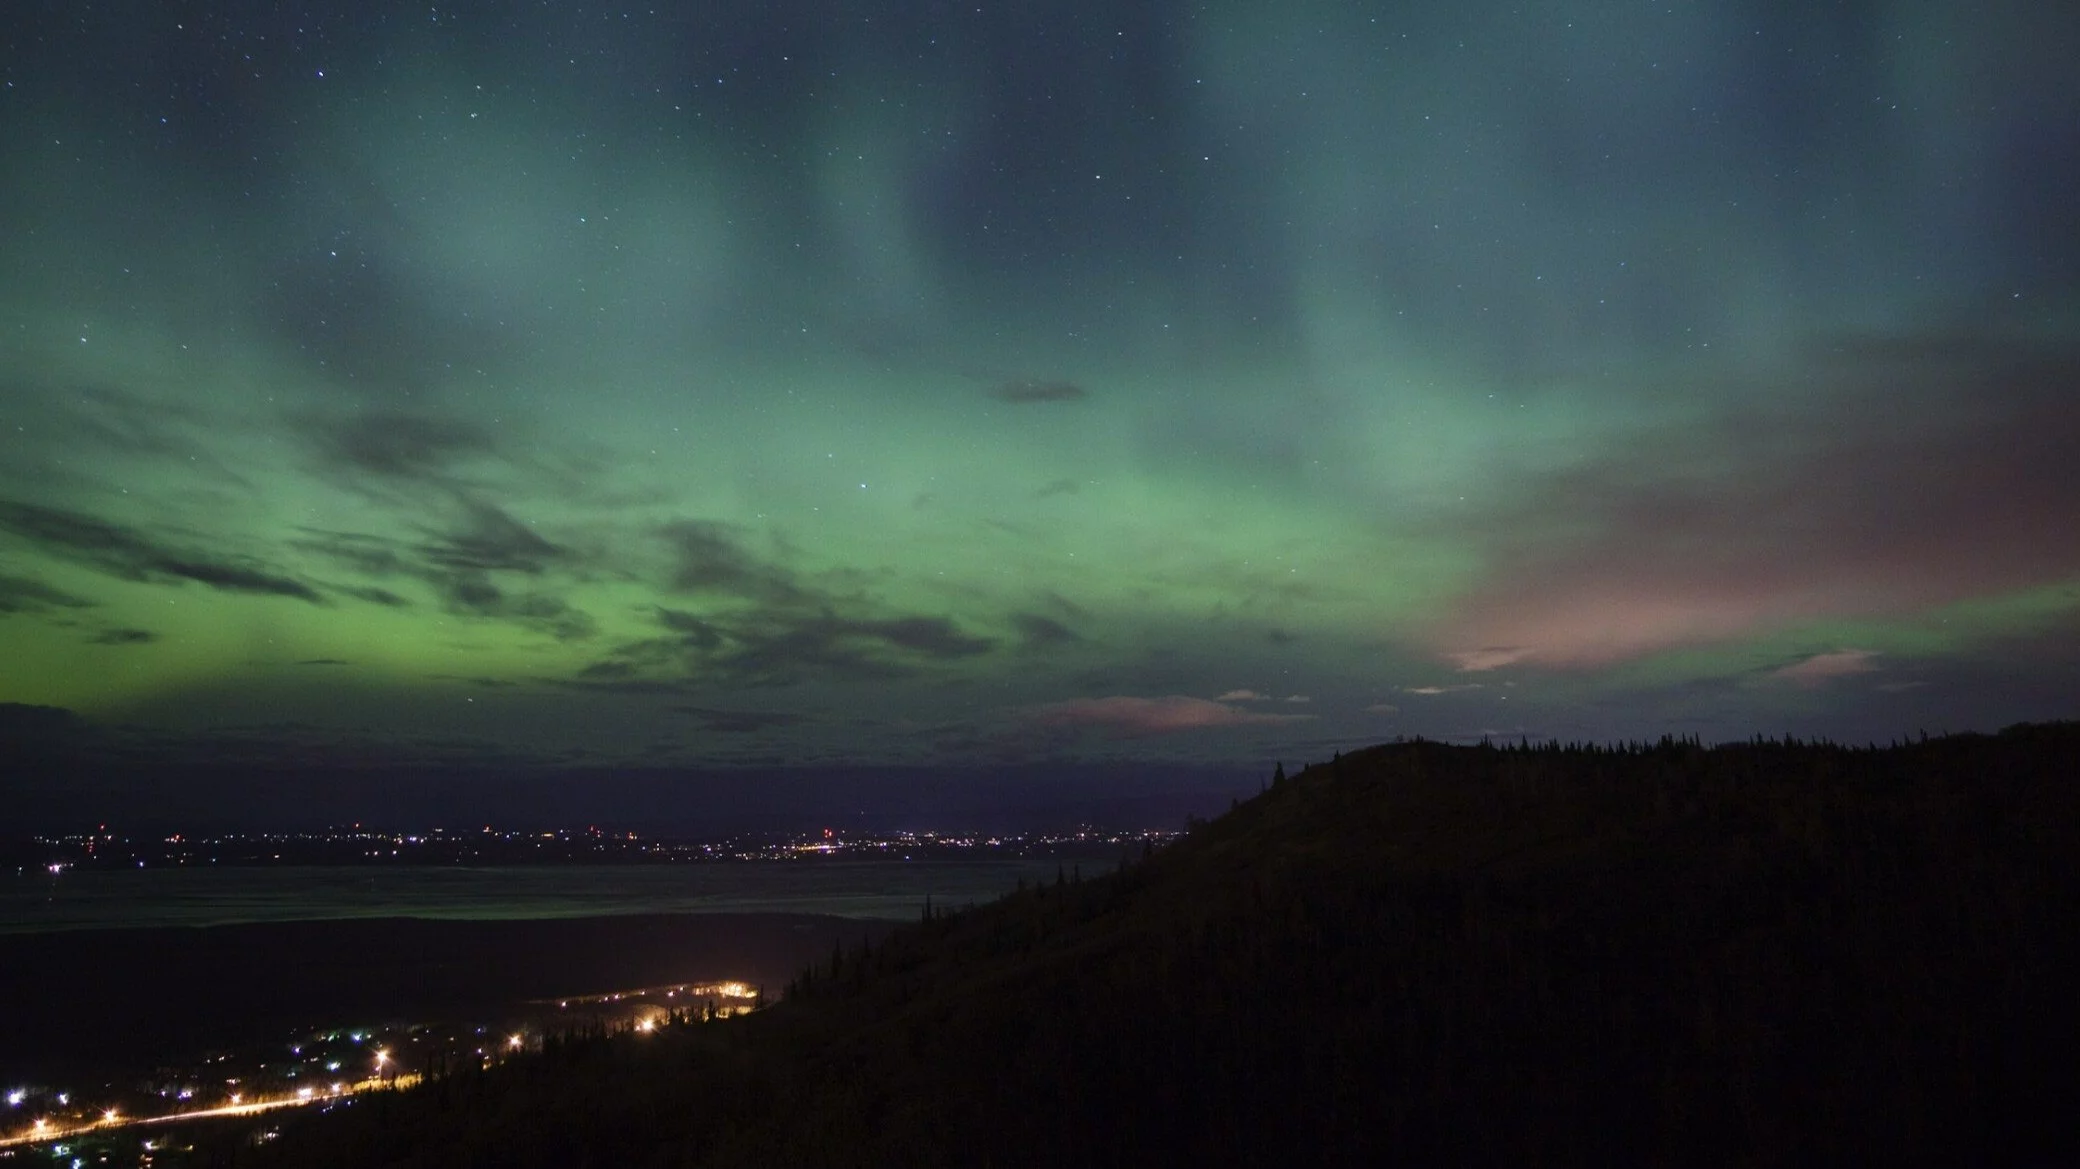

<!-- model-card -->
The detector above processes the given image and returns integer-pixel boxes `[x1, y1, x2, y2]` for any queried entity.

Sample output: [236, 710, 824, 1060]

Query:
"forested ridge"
[226, 725, 2079, 1167]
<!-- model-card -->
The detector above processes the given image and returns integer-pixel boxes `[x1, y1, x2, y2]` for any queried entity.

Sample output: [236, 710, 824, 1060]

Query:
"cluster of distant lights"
[4, 1046, 399, 1147]
[6, 981, 765, 1147]
[31, 825, 1174, 847]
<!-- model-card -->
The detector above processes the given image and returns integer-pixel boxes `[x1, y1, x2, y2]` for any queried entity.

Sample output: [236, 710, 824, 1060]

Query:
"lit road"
[0, 977, 754, 1151]
[0, 1076, 418, 1149]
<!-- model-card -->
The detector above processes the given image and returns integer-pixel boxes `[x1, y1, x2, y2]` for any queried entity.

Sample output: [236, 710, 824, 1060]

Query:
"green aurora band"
[2, 0, 2075, 767]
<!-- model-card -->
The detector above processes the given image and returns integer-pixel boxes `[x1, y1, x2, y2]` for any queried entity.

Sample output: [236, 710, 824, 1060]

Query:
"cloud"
[1205, 689, 1306, 704]
[673, 706, 808, 734]
[1772, 649, 1881, 688]
[0, 380, 251, 490]
[90, 628, 156, 645]
[1403, 684, 1484, 696]
[1448, 647, 1530, 673]
[1431, 331, 2080, 669]
[989, 379, 1088, 404]
[303, 410, 496, 483]
[293, 529, 414, 577]
[418, 498, 567, 575]
[596, 606, 995, 688]
[1028, 695, 1313, 737]
[441, 676, 519, 689]
[0, 499, 324, 604]
[437, 576, 596, 640]
[553, 670, 692, 694]
[567, 519, 1005, 684]
[660, 520, 808, 604]
[1365, 703, 1400, 714]
[1012, 613, 1080, 649]
[715, 614, 992, 684]
[1035, 478, 1080, 499]
[296, 658, 351, 667]
[294, 512, 591, 637]
[0, 572, 95, 614]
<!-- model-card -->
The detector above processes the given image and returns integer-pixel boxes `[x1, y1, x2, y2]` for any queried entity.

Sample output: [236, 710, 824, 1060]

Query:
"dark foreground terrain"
[190, 726, 2080, 1165]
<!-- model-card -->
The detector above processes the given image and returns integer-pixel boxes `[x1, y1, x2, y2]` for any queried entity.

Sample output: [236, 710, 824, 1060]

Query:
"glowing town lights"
[507, 1035, 523, 1049]
[102, 1109, 119, 1124]
[31, 1118, 47, 1131]
[297, 1088, 314, 1100]
[229, 1093, 242, 1105]
[5, 1089, 22, 1106]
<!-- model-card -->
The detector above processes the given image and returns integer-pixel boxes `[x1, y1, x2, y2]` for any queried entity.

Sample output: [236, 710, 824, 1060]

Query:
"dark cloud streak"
[302, 410, 498, 484]
[1013, 613, 1081, 649]
[0, 572, 95, 614]
[0, 500, 324, 604]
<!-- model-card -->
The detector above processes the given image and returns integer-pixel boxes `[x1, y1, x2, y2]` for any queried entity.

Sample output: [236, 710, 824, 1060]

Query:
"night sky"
[3, 0, 2076, 786]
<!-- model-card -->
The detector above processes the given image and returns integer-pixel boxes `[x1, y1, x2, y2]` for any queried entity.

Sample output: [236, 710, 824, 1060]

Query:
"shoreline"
[0, 912, 887, 1082]
[0, 853, 1089, 934]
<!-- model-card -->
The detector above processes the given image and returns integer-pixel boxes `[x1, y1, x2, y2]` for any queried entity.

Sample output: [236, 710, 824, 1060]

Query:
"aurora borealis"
[2, 0, 2076, 789]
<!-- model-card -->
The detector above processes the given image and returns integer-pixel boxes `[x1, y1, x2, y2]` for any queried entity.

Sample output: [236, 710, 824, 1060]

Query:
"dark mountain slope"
[241, 725, 2080, 1168]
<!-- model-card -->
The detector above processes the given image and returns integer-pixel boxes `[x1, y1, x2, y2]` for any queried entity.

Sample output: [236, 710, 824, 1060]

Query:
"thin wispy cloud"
[1773, 650, 1881, 688]
[1030, 695, 1313, 737]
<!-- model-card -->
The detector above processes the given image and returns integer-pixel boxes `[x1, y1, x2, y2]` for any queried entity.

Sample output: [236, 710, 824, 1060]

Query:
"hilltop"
[225, 725, 2078, 1167]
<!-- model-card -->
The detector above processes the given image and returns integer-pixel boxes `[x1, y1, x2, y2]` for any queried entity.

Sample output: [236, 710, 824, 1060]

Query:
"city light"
[0, 960, 790, 1151]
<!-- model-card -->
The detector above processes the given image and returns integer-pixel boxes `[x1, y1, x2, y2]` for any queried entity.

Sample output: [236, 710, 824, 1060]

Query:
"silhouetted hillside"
[230, 725, 2080, 1167]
